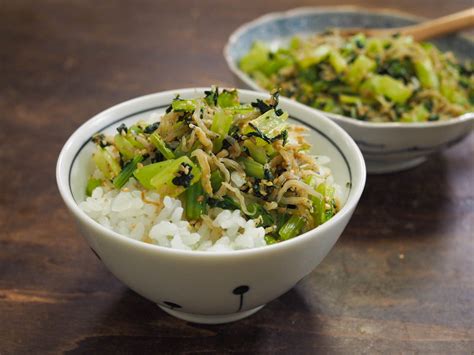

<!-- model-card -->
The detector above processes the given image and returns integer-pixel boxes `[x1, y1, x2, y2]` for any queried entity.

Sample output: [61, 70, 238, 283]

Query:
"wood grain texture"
[1, 0, 473, 353]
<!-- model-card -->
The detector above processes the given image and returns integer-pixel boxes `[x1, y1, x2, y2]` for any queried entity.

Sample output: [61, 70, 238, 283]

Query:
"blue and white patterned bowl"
[224, 7, 474, 173]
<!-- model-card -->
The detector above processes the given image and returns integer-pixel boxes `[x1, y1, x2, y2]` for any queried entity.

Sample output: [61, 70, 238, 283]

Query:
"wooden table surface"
[1, 0, 473, 353]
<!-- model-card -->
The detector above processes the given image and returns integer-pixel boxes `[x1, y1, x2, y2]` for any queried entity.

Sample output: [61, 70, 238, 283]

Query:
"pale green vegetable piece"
[440, 78, 468, 105]
[211, 110, 233, 152]
[92, 147, 121, 179]
[400, 104, 430, 122]
[243, 109, 288, 140]
[328, 51, 347, 74]
[347, 55, 376, 86]
[243, 139, 268, 164]
[279, 215, 306, 240]
[150, 132, 175, 160]
[240, 157, 265, 179]
[239, 41, 270, 73]
[298, 45, 331, 69]
[114, 134, 136, 160]
[414, 57, 439, 89]
[134, 156, 201, 197]
[362, 75, 413, 104]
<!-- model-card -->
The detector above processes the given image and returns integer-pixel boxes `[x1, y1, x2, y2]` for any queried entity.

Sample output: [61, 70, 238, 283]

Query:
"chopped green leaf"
[113, 155, 143, 189]
[150, 132, 175, 160]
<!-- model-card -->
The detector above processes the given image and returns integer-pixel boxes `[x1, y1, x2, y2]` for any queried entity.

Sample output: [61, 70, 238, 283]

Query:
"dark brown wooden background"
[1, 0, 473, 353]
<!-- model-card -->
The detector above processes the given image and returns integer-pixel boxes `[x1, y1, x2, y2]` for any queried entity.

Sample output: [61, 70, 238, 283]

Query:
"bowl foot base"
[366, 156, 427, 174]
[158, 304, 265, 324]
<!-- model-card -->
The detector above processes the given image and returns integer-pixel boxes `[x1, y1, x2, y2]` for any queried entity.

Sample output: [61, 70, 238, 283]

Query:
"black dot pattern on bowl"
[233, 285, 250, 312]
[163, 301, 182, 310]
[233, 285, 250, 295]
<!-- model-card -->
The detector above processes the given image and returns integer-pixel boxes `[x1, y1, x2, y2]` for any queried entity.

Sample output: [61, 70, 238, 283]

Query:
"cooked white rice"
[80, 178, 267, 251]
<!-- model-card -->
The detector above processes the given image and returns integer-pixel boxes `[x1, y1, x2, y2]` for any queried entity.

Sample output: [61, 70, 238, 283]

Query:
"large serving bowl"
[224, 7, 474, 173]
[56, 88, 366, 324]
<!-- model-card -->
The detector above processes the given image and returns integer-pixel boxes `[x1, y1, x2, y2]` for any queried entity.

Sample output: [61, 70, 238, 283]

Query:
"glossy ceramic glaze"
[224, 7, 474, 173]
[57, 88, 366, 324]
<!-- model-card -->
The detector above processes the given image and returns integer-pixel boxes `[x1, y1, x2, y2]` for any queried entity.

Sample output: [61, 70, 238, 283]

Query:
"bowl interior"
[69, 90, 355, 207]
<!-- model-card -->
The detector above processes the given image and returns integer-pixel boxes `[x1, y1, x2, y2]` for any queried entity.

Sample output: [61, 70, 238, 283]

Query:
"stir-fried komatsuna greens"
[239, 31, 474, 122]
[87, 88, 340, 243]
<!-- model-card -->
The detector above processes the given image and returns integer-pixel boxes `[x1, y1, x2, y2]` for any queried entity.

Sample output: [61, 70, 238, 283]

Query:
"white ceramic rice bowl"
[56, 88, 366, 324]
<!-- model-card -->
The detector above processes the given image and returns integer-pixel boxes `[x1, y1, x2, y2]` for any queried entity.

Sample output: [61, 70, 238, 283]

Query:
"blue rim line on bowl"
[224, 6, 474, 129]
[56, 88, 366, 258]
